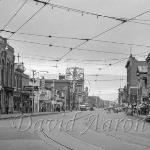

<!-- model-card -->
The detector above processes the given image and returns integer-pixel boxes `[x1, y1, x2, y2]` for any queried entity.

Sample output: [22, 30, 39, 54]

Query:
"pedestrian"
[116, 108, 118, 113]
[6, 105, 8, 114]
[131, 104, 134, 116]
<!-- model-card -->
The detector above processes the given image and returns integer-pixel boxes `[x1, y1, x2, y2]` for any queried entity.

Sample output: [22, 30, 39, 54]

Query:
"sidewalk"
[126, 113, 149, 121]
[134, 114, 147, 120]
[0, 111, 68, 120]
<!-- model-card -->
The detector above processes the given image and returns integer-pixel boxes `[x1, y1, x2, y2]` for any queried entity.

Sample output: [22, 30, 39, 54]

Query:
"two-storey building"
[0, 36, 15, 114]
[13, 62, 30, 113]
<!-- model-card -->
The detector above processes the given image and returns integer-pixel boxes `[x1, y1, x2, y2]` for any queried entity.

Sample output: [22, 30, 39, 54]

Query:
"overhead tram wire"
[7, 0, 50, 39]
[97, 50, 150, 72]
[15, 51, 123, 66]
[15, 52, 59, 60]
[21, 56, 59, 62]
[33, 0, 127, 22]
[58, 9, 150, 61]
[94, 79, 126, 82]
[3, 29, 150, 48]
[8, 38, 130, 56]
[101, 51, 147, 70]
[9, 38, 150, 63]
[0, 0, 28, 32]
[132, 18, 150, 22]
[59, 23, 126, 61]
[128, 20, 150, 26]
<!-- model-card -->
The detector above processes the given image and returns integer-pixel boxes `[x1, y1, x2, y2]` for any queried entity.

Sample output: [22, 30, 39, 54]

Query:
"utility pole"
[31, 70, 36, 113]
[32, 70, 36, 83]
[17, 53, 20, 63]
[52, 79, 55, 112]
[63, 86, 66, 115]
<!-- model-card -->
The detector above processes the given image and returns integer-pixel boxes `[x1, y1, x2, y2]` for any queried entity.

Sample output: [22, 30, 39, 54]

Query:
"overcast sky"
[0, 0, 150, 100]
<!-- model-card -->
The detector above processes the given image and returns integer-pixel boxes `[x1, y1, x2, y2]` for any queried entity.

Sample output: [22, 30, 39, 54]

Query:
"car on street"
[113, 107, 122, 113]
[145, 115, 150, 122]
[85, 104, 91, 110]
[90, 106, 94, 111]
[79, 104, 87, 111]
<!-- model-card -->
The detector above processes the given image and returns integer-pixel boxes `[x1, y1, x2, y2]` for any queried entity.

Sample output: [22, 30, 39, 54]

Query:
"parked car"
[90, 106, 94, 111]
[137, 103, 149, 115]
[145, 115, 150, 122]
[113, 107, 122, 113]
[86, 104, 91, 110]
[79, 104, 86, 111]
[126, 108, 133, 116]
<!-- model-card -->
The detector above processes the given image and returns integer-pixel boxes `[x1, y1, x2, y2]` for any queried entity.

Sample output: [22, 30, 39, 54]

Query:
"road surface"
[0, 109, 150, 150]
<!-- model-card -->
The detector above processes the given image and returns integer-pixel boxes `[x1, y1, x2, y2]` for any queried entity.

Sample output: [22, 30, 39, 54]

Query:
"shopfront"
[13, 92, 21, 112]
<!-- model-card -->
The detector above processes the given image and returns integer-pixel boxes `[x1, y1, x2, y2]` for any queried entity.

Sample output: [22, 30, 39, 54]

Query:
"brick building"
[0, 37, 15, 114]
[136, 66, 148, 103]
[125, 54, 147, 104]
[146, 53, 150, 99]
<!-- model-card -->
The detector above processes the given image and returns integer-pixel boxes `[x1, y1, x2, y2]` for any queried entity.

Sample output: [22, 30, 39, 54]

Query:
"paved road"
[0, 109, 150, 150]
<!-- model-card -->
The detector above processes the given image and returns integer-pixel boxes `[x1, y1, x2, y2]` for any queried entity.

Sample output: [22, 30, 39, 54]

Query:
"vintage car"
[79, 104, 87, 111]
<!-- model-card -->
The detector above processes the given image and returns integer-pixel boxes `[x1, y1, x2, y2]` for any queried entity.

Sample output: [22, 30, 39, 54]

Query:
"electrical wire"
[33, 0, 127, 22]
[15, 52, 119, 66]
[0, 0, 28, 32]
[94, 79, 125, 82]
[129, 20, 150, 26]
[58, 23, 124, 61]
[58, 8, 150, 61]
[129, 9, 150, 21]
[2, 29, 150, 48]
[132, 18, 150, 22]
[3, 1, 150, 74]
[21, 56, 59, 61]
[99, 50, 150, 71]
[10, 40, 149, 72]
[8, 38, 130, 55]
[17, 52, 59, 60]
[10, 40, 149, 70]
[7, 0, 50, 39]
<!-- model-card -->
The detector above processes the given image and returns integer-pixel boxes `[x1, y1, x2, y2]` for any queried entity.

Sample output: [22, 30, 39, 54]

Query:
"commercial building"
[146, 53, 150, 99]
[118, 86, 127, 105]
[13, 63, 30, 113]
[136, 65, 148, 104]
[45, 79, 72, 110]
[0, 36, 15, 114]
[66, 67, 84, 109]
[0, 36, 31, 114]
[125, 54, 147, 104]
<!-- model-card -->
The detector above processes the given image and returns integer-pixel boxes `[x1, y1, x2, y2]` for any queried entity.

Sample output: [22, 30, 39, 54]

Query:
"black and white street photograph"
[1, 0, 150, 150]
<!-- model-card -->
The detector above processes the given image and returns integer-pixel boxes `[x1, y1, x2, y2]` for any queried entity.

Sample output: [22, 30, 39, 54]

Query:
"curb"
[126, 113, 147, 120]
[0, 111, 69, 120]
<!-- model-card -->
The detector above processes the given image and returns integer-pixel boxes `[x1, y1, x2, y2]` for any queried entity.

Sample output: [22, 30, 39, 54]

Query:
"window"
[1, 59, 4, 85]
[144, 77, 147, 88]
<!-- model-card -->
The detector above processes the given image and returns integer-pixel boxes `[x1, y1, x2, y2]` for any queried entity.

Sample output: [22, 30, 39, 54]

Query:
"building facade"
[118, 86, 127, 105]
[45, 79, 72, 110]
[66, 67, 84, 109]
[13, 63, 30, 113]
[0, 36, 15, 114]
[125, 54, 147, 105]
[136, 65, 148, 104]
[146, 53, 150, 99]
